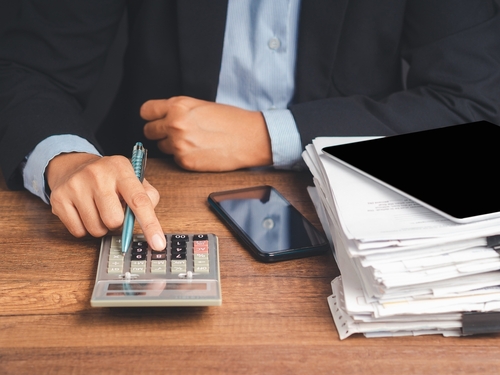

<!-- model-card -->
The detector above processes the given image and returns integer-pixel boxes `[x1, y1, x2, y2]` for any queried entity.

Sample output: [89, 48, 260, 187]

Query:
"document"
[303, 137, 500, 339]
[305, 137, 500, 246]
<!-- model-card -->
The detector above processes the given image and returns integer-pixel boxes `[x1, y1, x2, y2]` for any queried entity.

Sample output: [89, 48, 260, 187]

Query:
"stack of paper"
[303, 137, 500, 339]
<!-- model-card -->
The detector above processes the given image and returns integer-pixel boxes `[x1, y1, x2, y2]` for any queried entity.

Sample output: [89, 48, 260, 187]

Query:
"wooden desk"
[1, 159, 499, 375]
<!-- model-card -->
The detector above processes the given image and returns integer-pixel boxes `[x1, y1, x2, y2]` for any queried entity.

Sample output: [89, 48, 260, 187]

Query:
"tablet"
[321, 120, 500, 223]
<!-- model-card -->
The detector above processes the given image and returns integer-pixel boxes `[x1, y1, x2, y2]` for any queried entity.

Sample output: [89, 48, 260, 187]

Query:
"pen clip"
[139, 148, 147, 182]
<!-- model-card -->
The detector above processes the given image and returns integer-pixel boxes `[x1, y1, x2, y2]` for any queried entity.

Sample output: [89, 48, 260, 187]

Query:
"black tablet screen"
[322, 121, 500, 222]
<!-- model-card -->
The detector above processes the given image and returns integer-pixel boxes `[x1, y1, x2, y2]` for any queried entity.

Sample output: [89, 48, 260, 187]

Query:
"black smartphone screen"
[208, 185, 329, 262]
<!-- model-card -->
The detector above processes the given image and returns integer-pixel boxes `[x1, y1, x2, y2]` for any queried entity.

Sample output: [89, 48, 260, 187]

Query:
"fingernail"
[152, 233, 166, 250]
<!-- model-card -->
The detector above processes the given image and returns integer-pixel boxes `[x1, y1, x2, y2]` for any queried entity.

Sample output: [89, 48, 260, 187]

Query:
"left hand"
[141, 96, 273, 171]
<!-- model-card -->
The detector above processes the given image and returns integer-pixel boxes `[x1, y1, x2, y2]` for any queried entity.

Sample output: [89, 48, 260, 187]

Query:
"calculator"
[90, 233, 221, 307]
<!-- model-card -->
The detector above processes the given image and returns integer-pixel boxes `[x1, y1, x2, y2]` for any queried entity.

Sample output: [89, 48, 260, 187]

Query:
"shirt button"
[268, 37, 281, 50]
[32, 180, 39, 194]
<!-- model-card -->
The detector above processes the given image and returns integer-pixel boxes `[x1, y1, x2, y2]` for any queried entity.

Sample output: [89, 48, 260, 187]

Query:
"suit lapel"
[176, 0, 228, 100]
[294, 0, 349, 102]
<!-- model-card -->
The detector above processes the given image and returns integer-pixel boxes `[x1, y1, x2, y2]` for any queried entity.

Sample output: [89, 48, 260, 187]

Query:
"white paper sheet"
[305, 137, 500, 245]
[304, 137, 500, 339]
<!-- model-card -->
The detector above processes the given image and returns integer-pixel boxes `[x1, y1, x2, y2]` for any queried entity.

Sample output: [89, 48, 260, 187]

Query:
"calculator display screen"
[107, 283, 208, 291]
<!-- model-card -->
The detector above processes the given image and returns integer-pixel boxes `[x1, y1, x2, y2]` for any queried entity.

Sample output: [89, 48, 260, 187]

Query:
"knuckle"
[101, 214, 124, 230]
[49, 191, 65, 212]
[63, 220, 88, 238]
[80, 160, 105, 179]
[90, 156, 131, 184]
[174, 155, 198, 171]
[131, 191, 152, 208]
[167, 117, 187, 132]
[171, 96, 192, 112]
[87, 226, 109, 238]
[106, 155, 130, 169]
[71, 228, 88, 238]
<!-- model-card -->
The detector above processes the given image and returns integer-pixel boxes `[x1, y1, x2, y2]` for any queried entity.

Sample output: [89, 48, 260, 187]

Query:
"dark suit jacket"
[1, 0, 500, 189]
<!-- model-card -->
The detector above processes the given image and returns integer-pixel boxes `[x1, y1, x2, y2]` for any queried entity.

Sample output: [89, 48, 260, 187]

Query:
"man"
[1, 0, 500, 250]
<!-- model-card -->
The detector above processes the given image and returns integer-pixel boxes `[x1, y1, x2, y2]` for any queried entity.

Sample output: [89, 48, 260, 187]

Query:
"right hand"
[45, 152, 166, 250]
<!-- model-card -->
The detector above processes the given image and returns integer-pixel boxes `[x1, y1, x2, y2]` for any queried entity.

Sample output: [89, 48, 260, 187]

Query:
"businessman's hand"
[45, 153, 166, 250]
[141, 97, 273, 171]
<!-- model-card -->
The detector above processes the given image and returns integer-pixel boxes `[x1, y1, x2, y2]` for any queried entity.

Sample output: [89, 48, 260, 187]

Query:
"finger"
[140, 99, 170, 121]
[76, 199, 109, 237]
[93, 189, 125, 231]
[118, 177, 166, 251]
[51, 199, 88, 238]
[143, 178, 160, 208]
[143, 118, 170, 141]
[51, 193, 108, 238]
[153, 135, 176, 155]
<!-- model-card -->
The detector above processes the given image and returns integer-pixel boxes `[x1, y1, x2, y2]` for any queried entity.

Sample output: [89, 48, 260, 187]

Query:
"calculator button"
[194, 234, 208, 241]
[172, 240, 187, 247]
[171, 234, 190, 241]
[151, 267, 167, 274]
[194, 253, 208, 260]
[131, 253, 147, 261]
[194, 265, 210, 274]
[152, 260, 167, 266]
[151, 260, 167, 274]
[193, 240, 208, 247]
[194, 258, 209, 266]
[193, 246, 208, 254]
[109, 248, 122, 255]
[111, 237, 122, 247]
[171, 259, 186, 266]
[171, 253, 187, 260]
[171, 247, 187, 254]
[130, 266, 146, 274]
[133, 241, 148, 248]
[171, 260, 187, 273]
[151, 252, 167, 260]
[108, 260, 124, 268]
[108, 266, 123, 274]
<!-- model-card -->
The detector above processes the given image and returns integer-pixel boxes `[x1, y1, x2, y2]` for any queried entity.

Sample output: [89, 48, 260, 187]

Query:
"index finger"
[140, 99, 170, 121]
[118, 176, 166, 251]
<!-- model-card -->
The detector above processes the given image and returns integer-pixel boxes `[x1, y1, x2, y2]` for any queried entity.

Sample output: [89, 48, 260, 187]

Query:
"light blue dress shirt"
[23, 0, 303, 204]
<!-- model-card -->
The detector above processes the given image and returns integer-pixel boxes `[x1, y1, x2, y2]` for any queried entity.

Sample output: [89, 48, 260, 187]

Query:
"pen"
[121, 142, 148, 255]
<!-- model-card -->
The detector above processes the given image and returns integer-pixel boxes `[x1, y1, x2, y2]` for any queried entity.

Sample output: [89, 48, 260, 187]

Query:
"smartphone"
[208, 185, 329, 262]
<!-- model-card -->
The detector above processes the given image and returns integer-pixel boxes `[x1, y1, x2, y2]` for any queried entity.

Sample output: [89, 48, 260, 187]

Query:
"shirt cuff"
[23, 135, 102, 204]
[262, 109, 304, 170]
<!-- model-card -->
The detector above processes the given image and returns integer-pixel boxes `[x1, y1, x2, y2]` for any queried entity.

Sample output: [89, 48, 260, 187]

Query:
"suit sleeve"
[290, 0, 500, 147]
[0, 0, 126, 189]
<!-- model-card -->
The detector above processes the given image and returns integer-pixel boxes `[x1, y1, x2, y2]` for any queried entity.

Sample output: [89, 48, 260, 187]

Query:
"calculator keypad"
[106, 234, 212, 279]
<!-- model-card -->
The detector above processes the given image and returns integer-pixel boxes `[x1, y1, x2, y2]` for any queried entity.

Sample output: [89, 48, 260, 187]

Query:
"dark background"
[2, 1, 500, 131]
[0, 0, 127, 131]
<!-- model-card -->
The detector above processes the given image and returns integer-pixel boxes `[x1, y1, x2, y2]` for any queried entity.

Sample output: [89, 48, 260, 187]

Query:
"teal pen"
[121, 142, 148, 255]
